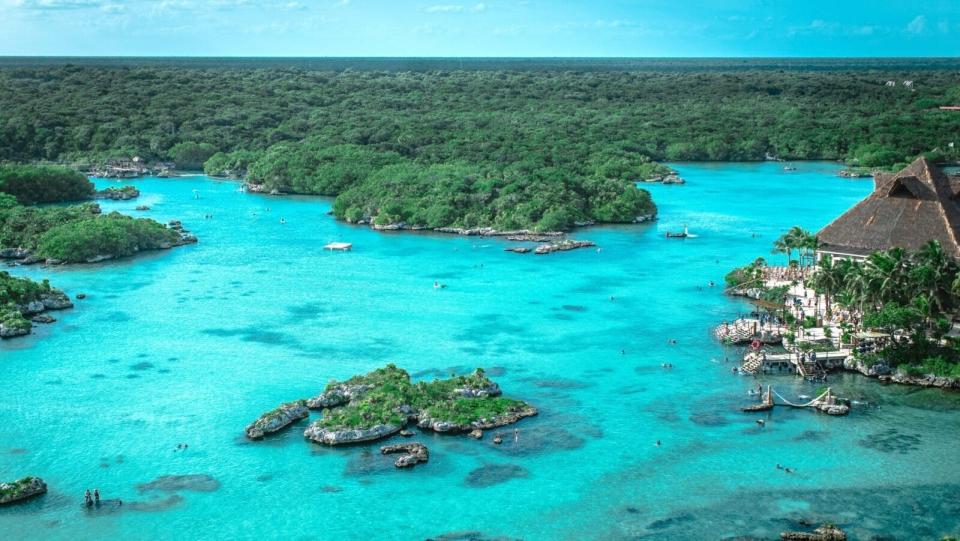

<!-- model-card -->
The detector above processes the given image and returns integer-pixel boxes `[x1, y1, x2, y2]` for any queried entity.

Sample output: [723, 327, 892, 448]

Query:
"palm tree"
[772, 235, 792, 264]
[811, 254, 839, 317]
[912, 240, 956, 321]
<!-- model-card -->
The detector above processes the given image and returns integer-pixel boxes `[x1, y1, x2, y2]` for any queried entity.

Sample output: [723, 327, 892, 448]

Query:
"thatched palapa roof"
[817, 157, 960, 257]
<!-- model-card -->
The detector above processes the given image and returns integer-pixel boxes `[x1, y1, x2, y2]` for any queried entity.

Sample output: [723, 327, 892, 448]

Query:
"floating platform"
[324, 242, 353, 251]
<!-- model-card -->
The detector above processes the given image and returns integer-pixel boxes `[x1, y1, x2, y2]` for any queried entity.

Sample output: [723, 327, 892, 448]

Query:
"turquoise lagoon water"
[2, 162, 959, 540]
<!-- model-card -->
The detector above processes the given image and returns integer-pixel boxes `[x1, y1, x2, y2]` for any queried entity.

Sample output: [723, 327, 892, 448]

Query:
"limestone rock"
[41, 291, 73, 311]
[0, 247, 30, 260]
[306, 383, 374, 409]
[417, 404, 538, 433]
[380, 442, 429, 468]
[245, 400, 309, 439]
[534, 240, 595, 255]
[453, 380, 501, 398]
[781, 523, 846, 541]
[304, 423, 402, 446]
[0, 477, 47, 505]
[0, 323, 30, 339]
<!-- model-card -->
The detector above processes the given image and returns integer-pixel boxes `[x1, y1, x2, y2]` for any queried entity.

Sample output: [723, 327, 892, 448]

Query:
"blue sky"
[0, 0, 958, 57]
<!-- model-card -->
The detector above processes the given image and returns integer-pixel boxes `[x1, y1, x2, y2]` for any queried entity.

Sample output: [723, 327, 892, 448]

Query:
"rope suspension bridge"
[741, 386, 850, 416]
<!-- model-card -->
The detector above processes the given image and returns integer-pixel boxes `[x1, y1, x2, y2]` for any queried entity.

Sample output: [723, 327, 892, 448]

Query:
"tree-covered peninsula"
[0, 166, 196, 264]
[3, 62, 959, 230]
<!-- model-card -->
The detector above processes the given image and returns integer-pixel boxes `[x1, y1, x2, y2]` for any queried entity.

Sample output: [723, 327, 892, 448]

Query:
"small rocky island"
[95, 185, 140, 200]
[0, 477, 47, 505]
[245, 365, 536, 467]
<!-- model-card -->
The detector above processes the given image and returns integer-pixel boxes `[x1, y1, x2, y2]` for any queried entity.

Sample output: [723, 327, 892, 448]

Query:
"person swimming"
[84, 489, 93, 507]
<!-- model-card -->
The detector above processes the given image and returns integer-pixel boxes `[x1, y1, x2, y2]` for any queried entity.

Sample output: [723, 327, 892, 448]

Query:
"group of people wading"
[84, 488, 120, 508]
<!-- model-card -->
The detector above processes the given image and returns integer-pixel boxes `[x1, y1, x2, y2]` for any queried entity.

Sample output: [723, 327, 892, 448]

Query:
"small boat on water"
[666, 226, 694, 238]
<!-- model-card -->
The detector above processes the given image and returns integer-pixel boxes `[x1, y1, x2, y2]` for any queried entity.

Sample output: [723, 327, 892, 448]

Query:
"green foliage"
[4, 65, 960, 229]
[0, 477, 39, 498]
[247, 142, 403, 195]
[0, 165, 93, 204]
[0, 203, 99, 251]
[5, 64, 958, 167]
[203, 149, 263, 178]
[725, 257, 766, 288]
[328, 160, 655, 230]
[317, 365, 528, 430]
[901, 356, 960, 378]
[37, 212, 179, 263]
[170, 141, 217, 170]
[0, 272, 53, 335]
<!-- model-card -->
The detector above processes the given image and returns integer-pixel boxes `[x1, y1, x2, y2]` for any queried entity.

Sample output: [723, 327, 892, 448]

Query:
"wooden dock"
[741, 349, 850, 378]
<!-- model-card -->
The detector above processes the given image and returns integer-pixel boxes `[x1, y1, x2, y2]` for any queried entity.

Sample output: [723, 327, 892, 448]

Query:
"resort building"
[817, 157, 960, 261]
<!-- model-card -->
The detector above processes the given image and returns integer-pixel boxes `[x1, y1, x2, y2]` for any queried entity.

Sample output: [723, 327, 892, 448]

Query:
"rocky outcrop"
[842, 357, 891, 377]
[434, 227, 563, 237]
[662, 174, 686, 184]
[95, 186, 140, 200]
[0, 477, 47, 505]
[781, 524, 846, 541]
[0, 322, 30, 339]
[1, 288, 73, 340]
[885, 372, 960, 389]
[534, 240, 595, 255]
[0, 248, 30, 260]
[815, 402, 850, 416]
[245, 400, 309, 439]
[41, 290, 73, 310]
[380, 442, 429, 468]
[165, 221, 198, 248]
[306, 383, 374, 410]
[633, 213, 656, 223]
[304, 423, 402, 445]
[843, 357, 959, 388]
[453, 381, 501, 398]
[417, 404, 538, 433]
[505, 234, 556, 242]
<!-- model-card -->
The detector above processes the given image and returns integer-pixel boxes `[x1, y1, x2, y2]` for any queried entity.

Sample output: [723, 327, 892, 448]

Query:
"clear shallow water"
[1, 162, 959, 540]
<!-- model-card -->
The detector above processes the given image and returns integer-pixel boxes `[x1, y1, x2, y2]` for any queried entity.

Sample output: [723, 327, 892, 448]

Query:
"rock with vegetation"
[0, 272, 72, 339]
[381, 442, 429, 468]
[781, 523, 846, 541]
[245, 400, 309, 439]
[302, 365, 535, 446]
[534, 239, 596, 255]
[0, 477, 47, 505]
[306, 383, 374, 410]
[95, 185, 140, 200]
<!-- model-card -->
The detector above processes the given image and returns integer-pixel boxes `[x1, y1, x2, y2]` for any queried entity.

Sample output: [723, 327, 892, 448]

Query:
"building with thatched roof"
[817, 157, 960, 260]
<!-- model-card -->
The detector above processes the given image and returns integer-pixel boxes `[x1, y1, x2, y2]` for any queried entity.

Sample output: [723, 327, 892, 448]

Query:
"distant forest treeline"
[2, 66, 958, 166]
[1, 65, 959, 230]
